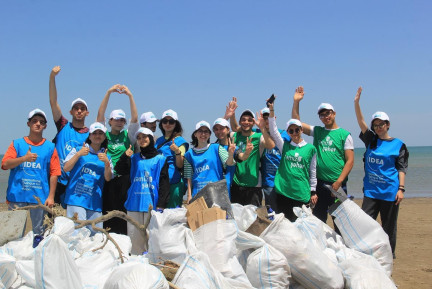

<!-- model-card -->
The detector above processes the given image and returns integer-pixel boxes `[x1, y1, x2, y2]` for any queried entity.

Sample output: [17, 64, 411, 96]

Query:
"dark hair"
[158, 119, 183, 140]
[85, 135, 108, 150]
[371, 120, 390, 133]
[191, 130, 211, 147]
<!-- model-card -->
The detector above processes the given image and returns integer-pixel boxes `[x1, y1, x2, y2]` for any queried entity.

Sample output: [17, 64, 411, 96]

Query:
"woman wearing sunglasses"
[354, 87, 408, 259]
[183, 121, 235, 203]
[268, 102, 317, 222]
[155, 109, 189, 208]
[63, 122, 113, 234]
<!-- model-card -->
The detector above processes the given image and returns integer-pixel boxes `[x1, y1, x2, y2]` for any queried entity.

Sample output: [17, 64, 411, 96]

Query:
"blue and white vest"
[261, 129, 290, 187]
[55, 123, 89, 185]
[7, 138, 55, 204]
[124, 154, 166, 212]
[184, 144, 224, 197]
[155, 136, 189, 184]
[364, 138, 403, 201]
[64, 152, 109, 211]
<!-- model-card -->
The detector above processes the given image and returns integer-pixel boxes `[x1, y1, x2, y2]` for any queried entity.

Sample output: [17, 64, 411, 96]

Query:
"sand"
[1, 198, 431, 288]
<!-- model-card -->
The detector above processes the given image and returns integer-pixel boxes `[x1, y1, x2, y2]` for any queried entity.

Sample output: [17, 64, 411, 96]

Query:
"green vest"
[275, 142, 316, 203]
[106, 130, 132, 175]
[233, 132, 262, 187]
[313, 126, 350, 183]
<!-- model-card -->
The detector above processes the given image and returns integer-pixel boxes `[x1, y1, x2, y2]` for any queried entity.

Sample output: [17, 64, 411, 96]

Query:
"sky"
[0, 0, 431, 153]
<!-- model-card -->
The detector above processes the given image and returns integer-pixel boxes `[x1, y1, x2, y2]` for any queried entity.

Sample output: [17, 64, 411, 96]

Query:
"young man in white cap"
[2, 109, 61, 234]
[49, 66, 90, 206]
[292, 86, 354, 228]
[224, 98, 275, 206]
[140, 111, 159, 136]
[96, 84, 139, 234]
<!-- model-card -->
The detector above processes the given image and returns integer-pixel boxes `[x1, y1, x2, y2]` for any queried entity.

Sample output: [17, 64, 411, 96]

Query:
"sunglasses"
[319, 110, 332, 119]
[288, 128, 301, 134]
[161, 118, 176, 125]
[373, 122, 387, 129]
[30, 119, 47, 125]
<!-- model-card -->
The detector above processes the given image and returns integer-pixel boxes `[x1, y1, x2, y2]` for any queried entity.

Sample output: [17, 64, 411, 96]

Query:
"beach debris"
[0, 210, 27, 246]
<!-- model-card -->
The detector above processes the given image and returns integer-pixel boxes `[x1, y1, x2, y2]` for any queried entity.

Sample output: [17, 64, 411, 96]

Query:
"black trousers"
[102, 175, 130, 235]
[361, 196, 399, 254]
[276, 194, 309, 222]
[230, 183, 263, 207]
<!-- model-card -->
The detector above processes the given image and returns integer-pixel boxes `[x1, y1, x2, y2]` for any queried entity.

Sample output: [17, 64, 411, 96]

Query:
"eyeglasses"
[161, 118, 176, 125]
[197, 129, 210, 135]
[319, 110, 332, 119]
[30, 119, 47, 125]
[288, 128, 301, 134]
[373, 122, 387, 129]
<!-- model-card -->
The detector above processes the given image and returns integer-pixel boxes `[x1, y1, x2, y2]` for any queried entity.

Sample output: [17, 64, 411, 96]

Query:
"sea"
[1, 146, 431, 202]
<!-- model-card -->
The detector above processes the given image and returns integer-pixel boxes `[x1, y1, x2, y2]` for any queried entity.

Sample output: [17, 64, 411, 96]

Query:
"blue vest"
[55, 123, 89, 185]
[155, 136, 189, 184]
[64, 152, 109, 211]
[184, 144, 224, 197]
[364, 138, 403, 201]
[6, 138, 55, 204]
[261, 129, 290, 187]
[124, 154, 166, 212]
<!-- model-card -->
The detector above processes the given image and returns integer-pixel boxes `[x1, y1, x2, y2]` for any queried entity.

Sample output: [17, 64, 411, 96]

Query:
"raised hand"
[120, 85, 132, 96]
[125, 145, 133, 157]
[245, 136, 254, 155]
[170, 142, 180, 154]
[254, 111, 266, 131]
[50, 66, 61, 77]
[78, 142, 90, 157]
[98, 149, 109, 164]
[224, 96, 238, 119]
[293, 86, 304, 102]
[108, 84, 122, 94]
[228, 137, 236, 156]
[24, 147, 38, 162]
[354, 86, 362, 103]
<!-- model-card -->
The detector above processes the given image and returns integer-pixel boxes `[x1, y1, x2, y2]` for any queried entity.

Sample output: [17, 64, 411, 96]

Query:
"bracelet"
[399, 185, 405, 188]
[399, 187, 405, 192]
[175, 152, 181, 156]
[270, 110, 274, 111]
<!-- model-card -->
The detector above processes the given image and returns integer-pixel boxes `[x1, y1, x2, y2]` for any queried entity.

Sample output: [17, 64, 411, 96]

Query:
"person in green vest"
[224, 97, 275, 206]
[268, 100, 317, 221]
[96, 84, 139, 234]
[292, 86, 354, 228]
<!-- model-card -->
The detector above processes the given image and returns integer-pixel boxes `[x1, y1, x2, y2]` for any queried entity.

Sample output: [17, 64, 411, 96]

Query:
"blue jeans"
[8, 202, 45, 235]
[262, 186, 278, 212]
[67, 205, 102, 235]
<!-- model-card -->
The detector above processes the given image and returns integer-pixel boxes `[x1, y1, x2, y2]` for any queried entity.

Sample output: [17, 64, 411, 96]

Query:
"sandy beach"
[1, 198, 431, 288]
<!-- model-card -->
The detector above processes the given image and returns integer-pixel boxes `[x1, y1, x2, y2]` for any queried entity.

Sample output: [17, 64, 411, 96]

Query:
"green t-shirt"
[274, 142, 316, 203]
[233, 132, 262, 187]
[313, 126, 350, 183]
[106, 130, 131, 175]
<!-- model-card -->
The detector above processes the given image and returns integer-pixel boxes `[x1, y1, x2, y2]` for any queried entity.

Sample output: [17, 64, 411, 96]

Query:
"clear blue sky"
[1, 0, 430, 153]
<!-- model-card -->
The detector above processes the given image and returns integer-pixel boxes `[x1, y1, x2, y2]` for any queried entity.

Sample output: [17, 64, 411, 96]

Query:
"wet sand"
[1, 198, 431, 288]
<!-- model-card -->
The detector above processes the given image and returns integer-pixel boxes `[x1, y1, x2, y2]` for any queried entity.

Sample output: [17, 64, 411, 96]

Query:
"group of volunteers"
[2, 66, 408, 258]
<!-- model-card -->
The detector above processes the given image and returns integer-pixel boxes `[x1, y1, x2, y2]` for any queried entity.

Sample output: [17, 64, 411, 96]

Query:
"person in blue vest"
[184, 121, 235, 203]
[63, 122, 113, 234]
[268, 100, 317, 221]
[212, 118, 253, 199]
[115, 127, 169, 254]
[155, 109, 189, 208]
[354, 87, 409, 258]
[96, 84, 139, 234]
[2, 109, 61, 235]
[49, 66, 90, 207]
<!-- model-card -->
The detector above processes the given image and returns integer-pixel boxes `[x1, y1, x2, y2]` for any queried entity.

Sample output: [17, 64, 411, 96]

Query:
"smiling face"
[89, 130, 106, 145]
[239, 115, 254, 132]
[27, 115, 47, 134]
[136, 133, 151, 148]
[194, 127, 211, 144]
[109, 118, 126, 132]
[287, 124, 303, 144]
[70, 103, 89, 122]
[318, 109, 335, 127]
[213, 124, 229, 141]
[161, 116, 176, 134]
[372, 119, 390, 138]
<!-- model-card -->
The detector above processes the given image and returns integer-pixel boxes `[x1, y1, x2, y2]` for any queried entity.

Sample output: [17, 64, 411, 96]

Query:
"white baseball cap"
[140, 112, 158, 123]
[28, 108, 47, 122]
[89, 122, 107, 134]
[134, 127, 154, 139]
[240, 109, 255, 119]
[71, 98, 88, 110]
[195, 120, 211, 131]
[110, 109, 127, 121]
[286, 119, 302, 130]
[212, 118, 231, 130]
[161, 109, 178, 121]
[261, 107, 270, 115]
[317, 103, 334, 114]
[371, 111, 390, 122]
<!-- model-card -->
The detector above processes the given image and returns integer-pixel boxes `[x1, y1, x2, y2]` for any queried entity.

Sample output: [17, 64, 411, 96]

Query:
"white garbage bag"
[260, 213, 344, 289]
[76, 251, 119, 288]
[15, 260, 36, 288]
[231, 203, 257, 231]
[331, 199, 393, 276]
[148, 208, 196, 264]
[0, 231, 34, 260]
[50, 216, 75, 243]
[34, 234, 82, 289]
[102, 261, 169, 289]
[0, 252, 17, 288]
[193, 219, 252, 286]
[9, 275, 33, 289]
